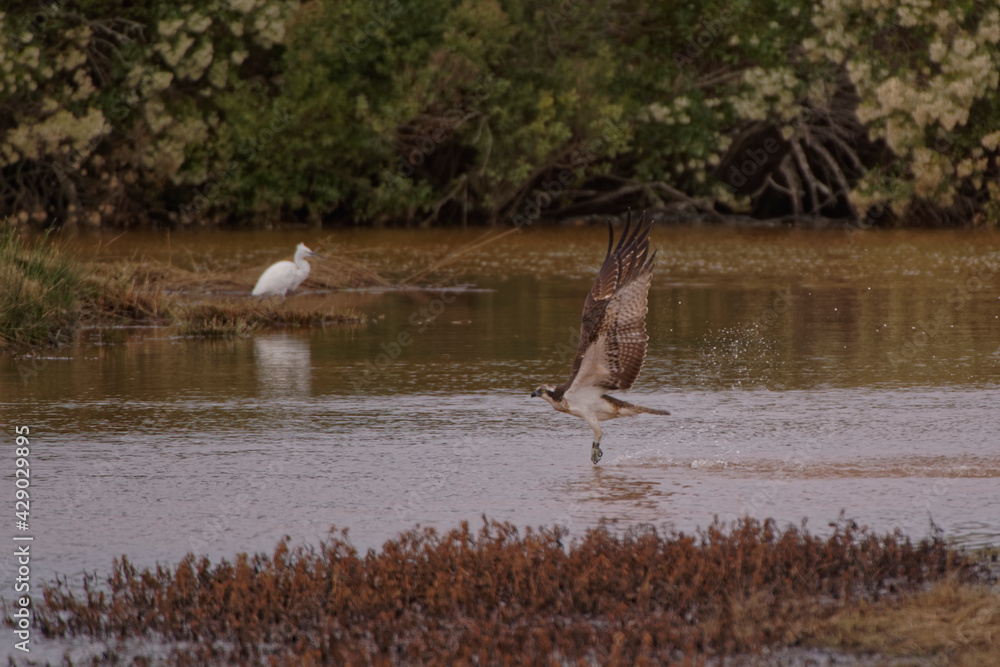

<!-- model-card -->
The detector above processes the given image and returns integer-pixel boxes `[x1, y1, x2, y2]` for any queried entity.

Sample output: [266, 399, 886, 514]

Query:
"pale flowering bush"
[626, 0, 819, 212]
[0, 0, 294, 227]
[0, 13, 112, 225]
[664, 0, 1000, 224]
[807, 1, 1000, 223]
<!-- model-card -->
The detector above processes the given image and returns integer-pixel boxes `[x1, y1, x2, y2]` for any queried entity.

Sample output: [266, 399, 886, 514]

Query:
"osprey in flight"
[532, 212, 669, 464]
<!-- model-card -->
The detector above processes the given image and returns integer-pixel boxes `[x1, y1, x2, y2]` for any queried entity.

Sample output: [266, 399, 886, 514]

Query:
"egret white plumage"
[252, 243, 324, 298]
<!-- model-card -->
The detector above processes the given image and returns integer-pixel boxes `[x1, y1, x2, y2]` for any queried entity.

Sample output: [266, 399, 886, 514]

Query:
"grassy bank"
[0, 231, 367, 352]
[814, 574, 1000, 665]
[0, 229, 82, 350]
[15, 518, 997, 666]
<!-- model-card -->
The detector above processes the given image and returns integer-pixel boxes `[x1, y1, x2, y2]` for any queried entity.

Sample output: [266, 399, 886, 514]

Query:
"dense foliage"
[1, 0, 998, 228]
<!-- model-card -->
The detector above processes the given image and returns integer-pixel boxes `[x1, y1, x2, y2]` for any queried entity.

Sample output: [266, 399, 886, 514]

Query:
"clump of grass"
[175, 300, 366, 337]
[81, 260, 180, 324]
[0, 226, 82, 350]
[177, 310, 259, 338]
[22, 517, 972, 665]
[813, 576, 1000, 666]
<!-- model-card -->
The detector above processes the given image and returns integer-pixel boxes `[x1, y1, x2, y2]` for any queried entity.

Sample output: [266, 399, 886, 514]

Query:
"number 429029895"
[15, 426, 30, 524]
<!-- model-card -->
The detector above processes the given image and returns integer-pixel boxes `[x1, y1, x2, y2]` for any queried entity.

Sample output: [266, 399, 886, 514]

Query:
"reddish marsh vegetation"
[18, 517, 977, 665]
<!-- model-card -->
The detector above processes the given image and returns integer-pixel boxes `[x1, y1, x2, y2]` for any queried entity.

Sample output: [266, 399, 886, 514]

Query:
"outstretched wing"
[557, 212, 656, 396]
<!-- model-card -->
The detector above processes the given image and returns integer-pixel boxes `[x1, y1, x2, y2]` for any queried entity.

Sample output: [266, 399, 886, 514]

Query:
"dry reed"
[80, 256, 367, 337]
[813, 574, 1000, 666]
[174, 300, 366, 337]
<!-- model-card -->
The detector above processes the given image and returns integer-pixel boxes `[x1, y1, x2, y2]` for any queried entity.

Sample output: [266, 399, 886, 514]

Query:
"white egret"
[252, 243, 324, 298]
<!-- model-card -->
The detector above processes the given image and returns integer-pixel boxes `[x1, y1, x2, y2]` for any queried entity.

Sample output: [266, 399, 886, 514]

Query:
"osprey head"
[531, 384, 556, 399]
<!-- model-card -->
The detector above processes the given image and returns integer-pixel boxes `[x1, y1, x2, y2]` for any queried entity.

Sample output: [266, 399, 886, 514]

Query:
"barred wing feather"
[557, 213, 656, 395]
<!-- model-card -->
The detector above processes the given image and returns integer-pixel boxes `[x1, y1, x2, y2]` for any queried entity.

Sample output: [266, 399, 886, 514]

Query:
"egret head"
[295, 243, 324, 260]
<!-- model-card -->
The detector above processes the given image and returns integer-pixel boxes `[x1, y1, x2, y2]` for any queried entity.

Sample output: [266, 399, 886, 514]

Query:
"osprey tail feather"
[602, 394, 670, 416]
[626, 403, 670, 416]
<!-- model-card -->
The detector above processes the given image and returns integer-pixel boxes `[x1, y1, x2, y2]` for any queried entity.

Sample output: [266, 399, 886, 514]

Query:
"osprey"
[532, 212, 669, 464]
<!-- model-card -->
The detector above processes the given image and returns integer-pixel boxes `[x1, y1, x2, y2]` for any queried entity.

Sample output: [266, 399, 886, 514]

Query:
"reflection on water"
[1, 227, 999, 628]
[254, 335, 312, 398]
[566, 467, 672, 509]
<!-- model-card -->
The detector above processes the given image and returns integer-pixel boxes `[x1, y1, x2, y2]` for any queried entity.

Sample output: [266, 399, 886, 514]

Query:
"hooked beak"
[531, 389, 541, 398]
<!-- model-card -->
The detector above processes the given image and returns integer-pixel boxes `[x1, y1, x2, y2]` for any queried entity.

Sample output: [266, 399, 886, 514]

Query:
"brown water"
[2, 226, 999, 636]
